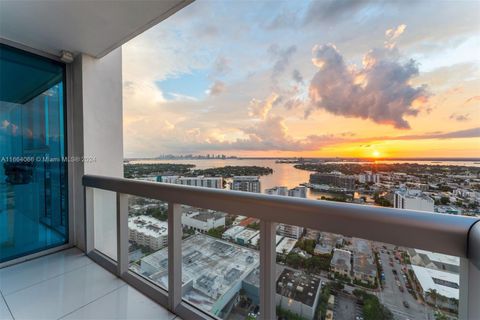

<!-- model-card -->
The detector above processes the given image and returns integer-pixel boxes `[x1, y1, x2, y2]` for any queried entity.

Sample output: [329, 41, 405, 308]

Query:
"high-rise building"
[265, 186, 288, 196]
[309, 173, 356, 190]
[394, 189, 434, 212]
[232, 176, 261, 193]
[288, 186, 307, 198]
[357, 171, 380, 184]
[158, 175, 223, 189]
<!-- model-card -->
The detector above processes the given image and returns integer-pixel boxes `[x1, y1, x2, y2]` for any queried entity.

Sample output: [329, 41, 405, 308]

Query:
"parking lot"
[333, 293, 362, 320]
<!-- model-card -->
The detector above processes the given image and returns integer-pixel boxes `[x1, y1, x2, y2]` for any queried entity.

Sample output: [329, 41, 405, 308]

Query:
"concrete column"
[71, 48, 123, 251]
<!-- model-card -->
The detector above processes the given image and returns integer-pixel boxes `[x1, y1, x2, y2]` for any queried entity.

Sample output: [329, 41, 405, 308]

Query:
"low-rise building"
[276, 268, 322, 320]
[128, 215, 168, 251]
[409, 249, 460, 274]
[411, 265, 459, 312]
[222, 225, 245, 241]
[352, 238, 377, 284]
[276, 237, 297, 255]
[314, 243, 333, 256]
[181, 208, 225, 233]
[331, 249, 351, 277]
[235, 228, 259, 246]
[277, 223, 304, 239]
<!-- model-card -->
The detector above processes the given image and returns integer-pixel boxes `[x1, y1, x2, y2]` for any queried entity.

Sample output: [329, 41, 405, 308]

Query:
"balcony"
[80, 175, 480, 320]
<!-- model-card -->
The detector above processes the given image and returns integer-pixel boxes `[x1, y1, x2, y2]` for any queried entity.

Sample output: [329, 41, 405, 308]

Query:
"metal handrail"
[83, 174, 479, 258]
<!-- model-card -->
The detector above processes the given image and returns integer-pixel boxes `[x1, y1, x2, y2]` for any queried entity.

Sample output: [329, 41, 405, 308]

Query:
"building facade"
[232, 176, 261, 193]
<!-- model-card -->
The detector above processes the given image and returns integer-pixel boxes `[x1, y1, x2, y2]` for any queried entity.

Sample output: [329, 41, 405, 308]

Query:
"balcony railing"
[83, 174, 480, 320]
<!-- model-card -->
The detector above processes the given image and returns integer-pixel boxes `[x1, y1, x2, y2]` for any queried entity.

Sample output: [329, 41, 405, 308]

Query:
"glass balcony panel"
[181, 206, 260, 320]
[127, 197, 169, 290]
[275, 224, 460, 320]
[93, 189, 117, 260]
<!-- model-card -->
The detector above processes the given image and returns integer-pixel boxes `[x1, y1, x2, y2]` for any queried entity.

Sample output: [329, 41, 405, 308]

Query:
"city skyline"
[123, 0, 480, 159]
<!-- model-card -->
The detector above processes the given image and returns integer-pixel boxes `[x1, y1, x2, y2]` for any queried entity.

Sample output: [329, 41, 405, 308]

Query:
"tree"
[207, 226, 224, 239]
[440, 196, 450, 205]
[426, 289, 439, 308]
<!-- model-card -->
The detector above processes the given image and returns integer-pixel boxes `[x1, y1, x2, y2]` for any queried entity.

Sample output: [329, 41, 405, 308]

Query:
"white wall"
[72, 48, 123, 251]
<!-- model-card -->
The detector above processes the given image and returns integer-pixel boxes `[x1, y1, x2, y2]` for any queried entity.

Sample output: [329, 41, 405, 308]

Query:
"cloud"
[212, 56, 231, 76]
[248, 93, 280, 119]
[292, 69, 304, 84]
[385, 24, 407, 48]
[265, 9, 298, 30]
[465, 96, 480, 104]
[269, 45, 297, 85]
[207, 81, 226, 96]
[363, 127, 480, 142]
[309, 41, 429, 129]
[304, 0, 368, 24]
[449, 113, 470, 122]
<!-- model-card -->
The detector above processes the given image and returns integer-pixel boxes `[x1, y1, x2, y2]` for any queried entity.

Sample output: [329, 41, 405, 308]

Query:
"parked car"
[403, 301, 410, 308]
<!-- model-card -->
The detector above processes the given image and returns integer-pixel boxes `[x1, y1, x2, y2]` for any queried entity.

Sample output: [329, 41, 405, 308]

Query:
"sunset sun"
[372, 150, 381, 158]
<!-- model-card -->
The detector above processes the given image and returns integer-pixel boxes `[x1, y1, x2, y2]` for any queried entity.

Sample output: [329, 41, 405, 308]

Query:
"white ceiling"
[0, 0, 193, 58]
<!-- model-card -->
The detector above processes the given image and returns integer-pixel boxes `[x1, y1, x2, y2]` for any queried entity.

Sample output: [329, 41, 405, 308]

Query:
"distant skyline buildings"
[123, 1, 480, 159]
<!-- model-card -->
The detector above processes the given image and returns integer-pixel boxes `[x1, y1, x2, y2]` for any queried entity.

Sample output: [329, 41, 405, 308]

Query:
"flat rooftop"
[128, 215, 168, 238]
[415, 249, 460, 266]
[276, 268, 321, 307]
[276, 237, 297, 255]
[412, 265, 459, 300]
[182, 208, 224, 222]
[140, 234, 259, 313]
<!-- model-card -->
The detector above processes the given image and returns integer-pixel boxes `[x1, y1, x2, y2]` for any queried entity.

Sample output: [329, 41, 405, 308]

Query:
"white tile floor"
[0, 248, 179, 320]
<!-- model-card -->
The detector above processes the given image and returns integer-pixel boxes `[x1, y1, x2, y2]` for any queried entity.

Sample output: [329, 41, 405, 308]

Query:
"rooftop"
[276, 268, 321, 307]
[182, 209, 224, 222]
[140, 234, 259, 313]
[331, 249, 352, 270]
[275, 237, 297, 255]
[414, 249, 460, 266]
[128, 215, 168, 238]
[412, 265, 459, 300]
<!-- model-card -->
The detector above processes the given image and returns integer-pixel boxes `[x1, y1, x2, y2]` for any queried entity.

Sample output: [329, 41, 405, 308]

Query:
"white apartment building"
[128, 215, 168, 251]
[159, 176, 223, 189]
[394, 189, 434, 212]
[266, 185, 307, 239]
[358, 171, 380, 184]
[277, 223, 304, 239]
[265, 186, 288, 196]
[178, 176, 223, 189]
[288, 186, 307, 198]
[181, 209, 225, 233]
[232, 176, 261, 193]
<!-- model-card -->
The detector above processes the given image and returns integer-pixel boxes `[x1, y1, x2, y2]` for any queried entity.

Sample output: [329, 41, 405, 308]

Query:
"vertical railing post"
[116, 193, 129, 277]
[168, 202, 182, 312]
[84, 187, 95, 254]
[260, 220, 277, 320]
[460, 221, 480, 320]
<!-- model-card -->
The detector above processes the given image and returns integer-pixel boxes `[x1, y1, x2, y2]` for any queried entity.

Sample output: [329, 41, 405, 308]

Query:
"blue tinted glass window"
[0, 44, 68, 263]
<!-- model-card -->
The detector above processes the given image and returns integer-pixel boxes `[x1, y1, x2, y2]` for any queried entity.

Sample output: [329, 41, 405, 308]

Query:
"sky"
[122, 0, 480, 159]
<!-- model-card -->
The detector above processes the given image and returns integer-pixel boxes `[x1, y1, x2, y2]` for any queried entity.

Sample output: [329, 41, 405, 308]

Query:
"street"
[376, 247, 434, 320]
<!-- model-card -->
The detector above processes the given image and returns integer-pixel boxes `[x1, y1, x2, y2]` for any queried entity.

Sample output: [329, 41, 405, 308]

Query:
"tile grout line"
[2, 256, 94, 297]
[56, 283, 127, 320]
[0, 289, 15, 320]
